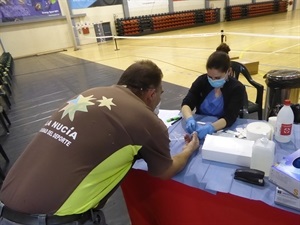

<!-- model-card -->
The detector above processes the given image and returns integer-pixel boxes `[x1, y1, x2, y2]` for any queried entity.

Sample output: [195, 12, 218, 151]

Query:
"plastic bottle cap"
[261, 133, 269, 144]
[284, 99, 291, 106]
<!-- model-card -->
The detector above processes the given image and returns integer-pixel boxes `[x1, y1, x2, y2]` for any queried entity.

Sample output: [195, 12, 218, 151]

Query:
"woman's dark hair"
[216, 43, 231, 54]
[117, 60, 163, 96]
[206, 51, 230, 73]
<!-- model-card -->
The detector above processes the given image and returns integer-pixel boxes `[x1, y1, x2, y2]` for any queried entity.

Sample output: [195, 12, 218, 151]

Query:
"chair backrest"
[231, 61, 264, 107]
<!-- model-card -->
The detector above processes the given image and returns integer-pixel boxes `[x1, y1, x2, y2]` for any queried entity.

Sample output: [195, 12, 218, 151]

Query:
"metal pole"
[169, 0, 174, 13]
[63, 0, 80, 50]
[221, 30, 226, 43]
[114, 37, 120, 51]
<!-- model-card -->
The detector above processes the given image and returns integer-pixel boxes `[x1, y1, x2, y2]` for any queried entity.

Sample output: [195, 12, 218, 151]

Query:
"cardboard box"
[202, 135, 254, 167]
[275, 187, 300, 211]
[235, 59, 259, 75]
[269, 149, 300, 198]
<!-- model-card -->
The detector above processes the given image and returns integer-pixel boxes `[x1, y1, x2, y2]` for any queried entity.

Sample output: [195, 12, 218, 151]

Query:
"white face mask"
[154, 101, 161, 115]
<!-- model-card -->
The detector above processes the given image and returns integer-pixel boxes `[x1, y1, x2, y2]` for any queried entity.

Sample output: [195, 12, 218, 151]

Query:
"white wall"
[1, 19, 73, 58]
[230, 0, 252, 5]
[127, 0, 169, 17]
[0, 0, 124, 57]
[0, 0, 74, 58]
[72, 5, 124, 45]
[173, 0, 205, 11]
[208, 0, 226, 21]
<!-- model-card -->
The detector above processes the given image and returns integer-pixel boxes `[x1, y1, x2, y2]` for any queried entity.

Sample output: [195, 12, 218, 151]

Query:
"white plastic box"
[202, 135, 254, 167]
[269, 149, 300, 198]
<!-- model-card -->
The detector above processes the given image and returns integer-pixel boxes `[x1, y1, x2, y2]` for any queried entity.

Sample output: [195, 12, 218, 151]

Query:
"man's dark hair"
[117, 60, 163, 96]
[206, 51, 230, 73]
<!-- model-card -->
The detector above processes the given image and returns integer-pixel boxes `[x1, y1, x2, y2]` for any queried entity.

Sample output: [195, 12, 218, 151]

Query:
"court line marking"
[271, 43, 300, 54]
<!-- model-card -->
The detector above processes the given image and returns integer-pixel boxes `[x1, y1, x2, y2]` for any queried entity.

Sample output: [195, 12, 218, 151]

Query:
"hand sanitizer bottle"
[250, 135, 275, 177]
[275, 99, 294, 143]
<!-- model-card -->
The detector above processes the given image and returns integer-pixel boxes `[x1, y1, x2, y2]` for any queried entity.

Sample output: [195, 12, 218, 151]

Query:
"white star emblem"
[97, 96, 116, 110]
[59, 95, 95, 121]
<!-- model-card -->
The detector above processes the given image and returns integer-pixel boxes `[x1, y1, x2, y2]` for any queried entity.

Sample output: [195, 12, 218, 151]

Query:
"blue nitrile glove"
[185, 117, 197, 134]
[196, 124, 215, 139]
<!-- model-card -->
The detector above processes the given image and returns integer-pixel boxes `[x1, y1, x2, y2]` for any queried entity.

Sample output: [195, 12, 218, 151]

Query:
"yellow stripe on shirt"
[55, 145, 142, 215]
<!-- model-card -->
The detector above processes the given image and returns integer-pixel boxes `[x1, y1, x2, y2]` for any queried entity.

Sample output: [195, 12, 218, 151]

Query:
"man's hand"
[157, 132, 200, 180]
[183, 132, 199, 153]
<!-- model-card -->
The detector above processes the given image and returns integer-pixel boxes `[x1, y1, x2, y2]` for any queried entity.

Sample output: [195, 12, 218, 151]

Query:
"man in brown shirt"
[0, 60, 199, 225]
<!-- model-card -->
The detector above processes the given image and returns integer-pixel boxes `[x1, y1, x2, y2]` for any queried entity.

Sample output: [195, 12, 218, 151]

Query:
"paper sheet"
[158, 109, 181, 128]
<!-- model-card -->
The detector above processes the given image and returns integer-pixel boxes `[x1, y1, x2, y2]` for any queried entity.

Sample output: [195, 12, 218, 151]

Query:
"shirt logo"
[59, 95, 117, 122]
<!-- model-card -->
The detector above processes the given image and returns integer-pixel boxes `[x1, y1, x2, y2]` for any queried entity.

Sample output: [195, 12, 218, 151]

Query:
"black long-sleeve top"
[181, 74, 245, 128]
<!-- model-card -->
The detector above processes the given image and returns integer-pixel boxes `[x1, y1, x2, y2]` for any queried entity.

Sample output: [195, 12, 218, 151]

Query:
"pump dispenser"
[250, 135, 275, 177]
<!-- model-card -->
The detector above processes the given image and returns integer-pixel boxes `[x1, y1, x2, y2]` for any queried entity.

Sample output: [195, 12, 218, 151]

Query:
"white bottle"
[274, 99, 294, 143]
[250, 136, 275, 177]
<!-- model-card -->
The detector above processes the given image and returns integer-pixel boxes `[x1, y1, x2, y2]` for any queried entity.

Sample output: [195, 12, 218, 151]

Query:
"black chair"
[0, 105, 11, 134]
[0, 144, 9, 180]
[0, 68, 12, 109]
[231, 61, 264, 120]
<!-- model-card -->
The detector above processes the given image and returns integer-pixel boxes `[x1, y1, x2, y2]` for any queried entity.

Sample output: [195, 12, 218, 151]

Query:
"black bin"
[264, 69, 300, 122]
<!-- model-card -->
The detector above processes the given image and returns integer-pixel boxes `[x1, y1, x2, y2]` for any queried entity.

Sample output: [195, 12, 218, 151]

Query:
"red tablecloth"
[121, 169, 300, 225]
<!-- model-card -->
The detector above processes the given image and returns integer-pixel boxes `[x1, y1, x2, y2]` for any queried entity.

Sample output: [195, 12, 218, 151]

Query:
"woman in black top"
[181, 51, 245, 139]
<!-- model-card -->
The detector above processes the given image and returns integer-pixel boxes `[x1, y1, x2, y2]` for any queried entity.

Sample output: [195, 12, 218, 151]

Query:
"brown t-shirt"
[0, 85, 172, 215]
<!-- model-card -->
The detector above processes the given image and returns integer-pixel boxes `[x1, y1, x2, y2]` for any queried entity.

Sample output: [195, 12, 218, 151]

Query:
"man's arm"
[156, 132, 199, 180]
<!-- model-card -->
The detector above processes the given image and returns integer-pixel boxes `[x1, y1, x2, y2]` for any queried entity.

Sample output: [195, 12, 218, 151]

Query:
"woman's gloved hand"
[196, 124, 215, 139]
[185, 117, 197, 134]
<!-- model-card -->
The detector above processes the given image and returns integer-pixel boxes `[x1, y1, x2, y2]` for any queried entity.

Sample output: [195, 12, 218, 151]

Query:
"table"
[121, 115, 300, 225]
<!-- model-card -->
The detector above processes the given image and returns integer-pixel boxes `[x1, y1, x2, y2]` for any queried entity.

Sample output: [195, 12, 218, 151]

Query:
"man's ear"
[140, 89, 154, 103]
[142, 89, 156, 106]
[145, 89, 156, 100]
[149, 89, 156, 98]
